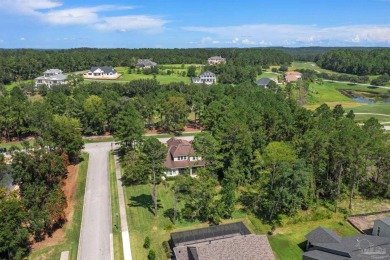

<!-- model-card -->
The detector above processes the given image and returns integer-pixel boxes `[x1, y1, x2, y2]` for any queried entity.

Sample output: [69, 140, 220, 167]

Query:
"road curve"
[78, 142, 112, 260]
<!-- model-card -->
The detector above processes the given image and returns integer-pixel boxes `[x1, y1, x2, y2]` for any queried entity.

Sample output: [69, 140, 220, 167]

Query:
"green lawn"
[257, 72, 280, 80]
[123, 181, 363, 260]
[114, 66, 192, 84]
[109, 153, 124, 260]
[123, 182, 265, 260]
[269, 217, 358, 260]
[29, 153, 89, 260]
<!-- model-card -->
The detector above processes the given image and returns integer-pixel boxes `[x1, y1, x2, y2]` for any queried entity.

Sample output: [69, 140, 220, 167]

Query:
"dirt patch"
[31, 164, 79, 252]
[152, 226, 158, 231]
[348, 213, 390, 234]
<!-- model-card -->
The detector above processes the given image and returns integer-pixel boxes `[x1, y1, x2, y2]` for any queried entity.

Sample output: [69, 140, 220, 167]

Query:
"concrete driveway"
[78, 142, 112, 260]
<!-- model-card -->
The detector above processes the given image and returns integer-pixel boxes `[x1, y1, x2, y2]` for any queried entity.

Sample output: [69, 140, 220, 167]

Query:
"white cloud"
[95, 15, 168, 33]
[0, 1, 167, 33]
[200, 37, 219, 44]
[20, 37, 26, 41]
[0, 39, 4, 43]
[242, 38, 255, 45]
[183, 24, 390, 46]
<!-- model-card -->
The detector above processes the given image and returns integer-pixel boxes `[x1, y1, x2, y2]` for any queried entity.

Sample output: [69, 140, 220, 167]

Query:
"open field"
[257, 72, 280, 80]
[109, 153, 124, 260]
[29, 153, 89, 260]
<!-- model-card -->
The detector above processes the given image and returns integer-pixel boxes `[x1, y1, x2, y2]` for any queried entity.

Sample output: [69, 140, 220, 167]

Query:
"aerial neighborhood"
[2, 46, 390, 260]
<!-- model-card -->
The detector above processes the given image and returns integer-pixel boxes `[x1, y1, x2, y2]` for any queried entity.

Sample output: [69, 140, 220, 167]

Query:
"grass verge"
[29, 153, 89, 260]
[109, 152, 124, 260]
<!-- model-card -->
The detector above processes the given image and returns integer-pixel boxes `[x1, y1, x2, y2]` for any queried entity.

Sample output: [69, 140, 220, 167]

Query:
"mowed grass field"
[29, 153, 89, 260]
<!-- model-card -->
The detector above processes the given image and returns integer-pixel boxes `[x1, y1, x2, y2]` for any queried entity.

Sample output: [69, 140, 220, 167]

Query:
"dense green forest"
[316, 49, 390, 75]
[0, 48, 292, 84]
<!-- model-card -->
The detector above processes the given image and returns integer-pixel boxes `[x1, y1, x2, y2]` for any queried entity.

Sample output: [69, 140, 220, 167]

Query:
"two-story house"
[192, 71, 217, 85]
[83, 66, 119, 79]
[136, 59, 157, 69]
[35, 69, 68, 88]
[164, 138, 205, 177]
[208, 56, 226, 65]
[285, 71, 302, 83]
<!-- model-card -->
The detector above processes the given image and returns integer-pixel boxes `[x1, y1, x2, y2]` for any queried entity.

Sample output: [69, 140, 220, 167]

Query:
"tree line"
[316, 49, 390, 75]
[0, 48, 292, 85]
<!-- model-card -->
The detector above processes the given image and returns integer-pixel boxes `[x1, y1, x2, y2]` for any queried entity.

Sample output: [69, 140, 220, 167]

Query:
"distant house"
[35, 69, 67, 88]
[164, 138, 205, 177]
[83, 66, 119, 79]
[208, 56, 226, 65]
[171, 222, 275, 260]
[136, 59, 157, 69]
[192, 71, 216, 85]
[285, 71, 302, 83]
[373, 217, 390, 238]
[255, 78, 278, 88]
[303, 226, 390, 259]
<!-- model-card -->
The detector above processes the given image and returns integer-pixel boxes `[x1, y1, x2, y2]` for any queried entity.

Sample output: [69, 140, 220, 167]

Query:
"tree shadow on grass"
[128, 194, 162, 216]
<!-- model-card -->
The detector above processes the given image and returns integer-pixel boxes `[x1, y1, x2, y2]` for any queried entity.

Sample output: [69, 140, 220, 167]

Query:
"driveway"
[78, 142, 112, 260]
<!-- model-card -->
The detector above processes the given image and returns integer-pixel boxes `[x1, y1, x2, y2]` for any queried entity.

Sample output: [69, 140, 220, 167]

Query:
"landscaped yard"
[28, 153, 89, 260]
[123, 181, 361, 260]
[123, 182, 265, 260]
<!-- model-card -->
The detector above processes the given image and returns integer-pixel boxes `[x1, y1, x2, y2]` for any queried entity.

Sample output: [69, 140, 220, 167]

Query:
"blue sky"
[0, 0, 390, 48]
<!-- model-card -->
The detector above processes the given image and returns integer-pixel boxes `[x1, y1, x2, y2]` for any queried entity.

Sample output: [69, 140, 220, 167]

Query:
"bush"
[162, 241, 172, 258]
[143, 236, 150, 249]
[148, 249, 156, 260]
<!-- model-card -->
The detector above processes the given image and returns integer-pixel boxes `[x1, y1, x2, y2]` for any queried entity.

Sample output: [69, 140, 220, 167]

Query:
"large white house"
[192, 71, 217, 85]
[35, 69, 68, 88]
[208, 56, 226, 65]
[83, 66, 119, 79]
[164, 138, 205, 177]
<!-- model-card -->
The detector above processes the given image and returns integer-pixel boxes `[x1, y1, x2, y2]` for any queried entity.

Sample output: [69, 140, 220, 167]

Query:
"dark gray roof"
[171, 222, 251, 248]
[304, 227, 390, 259]
[44, 69, 63, 74]
[90, 66, 117, 74]
[376, 217, 390, 226]
[200, 71, 216, 78]
[303, 250, 348, 260]
[49, 74, 68, 81]
[255, 78, 272, 86]
[209, 56, 225, 60]
[136, 59, 157, 67]
[306, 226, 342, 244]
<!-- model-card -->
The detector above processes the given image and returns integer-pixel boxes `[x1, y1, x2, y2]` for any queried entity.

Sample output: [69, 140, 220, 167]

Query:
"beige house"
[285, 71, 302, 82]
[208, 56, 226, 65]
[164, 138, 205, 177]
[83, 66, 120, 80]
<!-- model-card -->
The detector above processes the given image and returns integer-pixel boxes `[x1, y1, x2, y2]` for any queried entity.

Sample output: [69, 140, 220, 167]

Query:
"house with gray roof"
[164, 137, 205, 177]
[208, 56, 226, 65]
[373, 217, 390, 238]
[303, 226, 390, 259]
[192, 71, 216, 85]
[255, 78, 278, 88]
[35, 69, 68, 88]
[171, 222, 275, 260]
[83, 66, 119, 79]
[136, 59, 157, 69]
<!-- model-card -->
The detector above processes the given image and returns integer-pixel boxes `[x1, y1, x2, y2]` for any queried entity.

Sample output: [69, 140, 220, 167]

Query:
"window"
[377, 226, 381, 236]
[177, 156, 187, 161]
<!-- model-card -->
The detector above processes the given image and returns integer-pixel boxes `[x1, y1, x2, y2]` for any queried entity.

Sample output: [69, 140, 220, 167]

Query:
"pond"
[338, 89, 390, 104]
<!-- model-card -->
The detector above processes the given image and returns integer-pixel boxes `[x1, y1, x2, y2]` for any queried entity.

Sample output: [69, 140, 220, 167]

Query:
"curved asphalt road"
[78, 142, 112, 260]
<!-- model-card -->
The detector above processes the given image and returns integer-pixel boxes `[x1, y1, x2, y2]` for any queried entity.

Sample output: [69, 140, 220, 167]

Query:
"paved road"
[323, 79, 390, 90]
[158, 136, 194, 144]
[78, 142, 112, 260]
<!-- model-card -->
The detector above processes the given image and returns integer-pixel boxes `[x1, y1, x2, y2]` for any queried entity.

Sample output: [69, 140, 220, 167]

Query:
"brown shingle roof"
[164, 138, 205, 170]
[174, 235, 275, 260]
